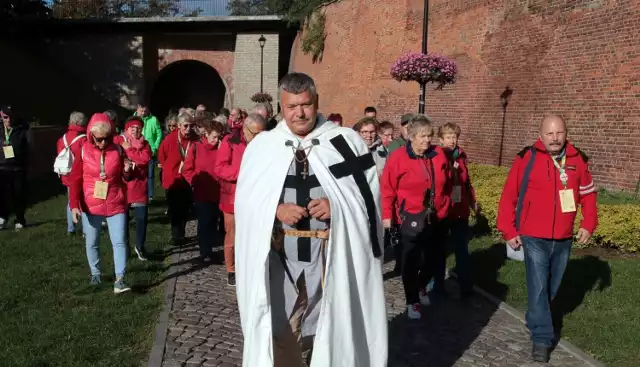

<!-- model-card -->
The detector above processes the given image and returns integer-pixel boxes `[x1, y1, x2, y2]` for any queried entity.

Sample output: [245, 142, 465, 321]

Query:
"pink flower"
[390, 52, 457, 89]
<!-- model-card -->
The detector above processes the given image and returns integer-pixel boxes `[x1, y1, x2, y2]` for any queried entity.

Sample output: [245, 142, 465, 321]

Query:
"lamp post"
[259, 34, 266, 93]
[418, 0, 429, 114]
[498, 86, 513, 166]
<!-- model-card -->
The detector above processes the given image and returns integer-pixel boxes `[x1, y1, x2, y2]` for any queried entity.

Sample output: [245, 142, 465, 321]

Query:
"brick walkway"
[155, 221, 593, 367]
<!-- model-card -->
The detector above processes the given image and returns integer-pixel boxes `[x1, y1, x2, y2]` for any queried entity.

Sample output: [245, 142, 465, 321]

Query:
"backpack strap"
[63, 134, 69, 148]
[515, 146, 536, 231]
[69, 134, 86, 147]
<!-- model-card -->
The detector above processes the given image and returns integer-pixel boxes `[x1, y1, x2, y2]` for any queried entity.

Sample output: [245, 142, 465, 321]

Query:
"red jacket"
[497, 139, 598, 241]
[214, 130, 247, 213]
[157, 130, 195, 190]
[182, 138, 221, 203]
[68, 117, 131, 217]
[446, 147, 477, 219]
[381, 143, 452, 222]
[56, 125, 87, 187]
[113, 135, 152, 204]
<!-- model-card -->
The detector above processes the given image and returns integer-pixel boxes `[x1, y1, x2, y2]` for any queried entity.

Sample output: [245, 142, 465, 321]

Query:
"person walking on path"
[235, 72, 387, 367]
[135, 102, 162, 201]
[215, 113, 266, 286]
[497, 115, 598, 363]
[68, 113, 135, 293]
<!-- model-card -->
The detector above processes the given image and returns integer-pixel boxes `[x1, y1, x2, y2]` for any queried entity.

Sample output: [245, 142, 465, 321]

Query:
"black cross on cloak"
[328, 135, 382, 258]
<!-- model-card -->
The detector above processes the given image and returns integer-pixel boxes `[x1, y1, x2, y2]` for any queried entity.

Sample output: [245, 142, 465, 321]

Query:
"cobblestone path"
[157, 222, 593, 367]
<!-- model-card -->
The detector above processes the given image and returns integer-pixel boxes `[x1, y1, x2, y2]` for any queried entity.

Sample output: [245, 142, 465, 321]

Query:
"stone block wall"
[290, 0, 640, 191]
[233, 33, 280, 110]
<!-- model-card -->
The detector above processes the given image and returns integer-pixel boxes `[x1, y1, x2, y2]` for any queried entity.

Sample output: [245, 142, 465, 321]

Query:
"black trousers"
[0, 169, 27, 225]
[400, 219, 448, 305]
[166, 186, 192, 240]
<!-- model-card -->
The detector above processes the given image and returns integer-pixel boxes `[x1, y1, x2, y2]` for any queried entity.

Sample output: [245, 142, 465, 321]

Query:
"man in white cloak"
[234, 72, 388, 367]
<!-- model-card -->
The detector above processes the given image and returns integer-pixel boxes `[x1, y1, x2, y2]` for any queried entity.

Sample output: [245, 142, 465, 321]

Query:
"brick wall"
[290, 0, 640, 191]
[233, 33, 280, 110]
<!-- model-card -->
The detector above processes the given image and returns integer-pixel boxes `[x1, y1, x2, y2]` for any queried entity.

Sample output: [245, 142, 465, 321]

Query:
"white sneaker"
[0, 217, 5, 229]
[14, 223, 24, 231]
[408, 303, 421, 320]
[134, 247, 147, 261]
[419, 288, 431, 306]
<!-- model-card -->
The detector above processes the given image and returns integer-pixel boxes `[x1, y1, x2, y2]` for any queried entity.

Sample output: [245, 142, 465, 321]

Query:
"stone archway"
[149, 60, 226, 121]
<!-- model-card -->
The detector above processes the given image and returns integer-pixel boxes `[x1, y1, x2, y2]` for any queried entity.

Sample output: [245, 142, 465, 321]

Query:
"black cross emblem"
[328, 134, 382, 258]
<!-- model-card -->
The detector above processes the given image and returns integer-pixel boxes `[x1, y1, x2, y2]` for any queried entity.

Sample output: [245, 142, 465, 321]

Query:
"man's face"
[380, 128, 393, 145]
[358, 123, 377, 146]
[136, 106, 148, 117]
[243, 121, 265, 143]
[439, 132, 458, 151]
[281, 90, 318, 136]
[539, 117, 567, 155]
[400, 124, 409, 139]
[365, 111, 376, 119]
[230, 109, 240, 123]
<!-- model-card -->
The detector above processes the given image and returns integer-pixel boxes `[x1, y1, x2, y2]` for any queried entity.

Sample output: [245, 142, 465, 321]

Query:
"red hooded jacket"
[381, 143, 452, 222]
[497, 139, 598, 241]
[113, 134, 152, 204]
[182, 138, 221, 203]
[446, 146, 477, 219]
[214, 129, 247, 213]
[56, 124, 87, 187]
[157, 129, 195, 191]
[68, 113, 132, 217]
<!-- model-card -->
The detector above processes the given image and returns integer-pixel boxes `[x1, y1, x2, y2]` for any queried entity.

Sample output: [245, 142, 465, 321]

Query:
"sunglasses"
[93, 136, 109, 143]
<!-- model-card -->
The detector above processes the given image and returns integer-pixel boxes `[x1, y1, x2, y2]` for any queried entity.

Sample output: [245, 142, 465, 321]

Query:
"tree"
[227, 0, 325, 24]
[0, 0, 52, 19]
[50, 0, 184, 19]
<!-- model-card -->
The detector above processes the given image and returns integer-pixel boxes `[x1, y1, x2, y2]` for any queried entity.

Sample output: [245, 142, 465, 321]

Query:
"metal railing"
[44, 0, 231, 19]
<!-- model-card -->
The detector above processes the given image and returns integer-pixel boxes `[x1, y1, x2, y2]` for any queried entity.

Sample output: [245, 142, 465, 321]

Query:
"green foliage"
[50, 0, 185, 19]
[300, 11, 326, 62]
[469, 163, 640, 252]
[1, 0, 51, 19]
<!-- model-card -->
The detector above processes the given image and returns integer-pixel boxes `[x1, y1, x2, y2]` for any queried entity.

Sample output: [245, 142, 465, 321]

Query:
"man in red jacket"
[56, 111, 87, 235]
[497, 115, 598, 363]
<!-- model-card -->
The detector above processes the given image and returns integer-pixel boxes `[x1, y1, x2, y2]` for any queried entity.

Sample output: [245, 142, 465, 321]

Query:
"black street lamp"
[418, 0, 429, 114]
[259, 34, 266, 93]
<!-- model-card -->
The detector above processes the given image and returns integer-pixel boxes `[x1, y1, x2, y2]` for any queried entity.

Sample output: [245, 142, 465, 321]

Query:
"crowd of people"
[0, 71, 599, 366]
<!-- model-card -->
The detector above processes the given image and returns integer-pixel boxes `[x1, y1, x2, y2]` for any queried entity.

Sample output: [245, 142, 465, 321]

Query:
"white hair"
[89, 121, 112, 135]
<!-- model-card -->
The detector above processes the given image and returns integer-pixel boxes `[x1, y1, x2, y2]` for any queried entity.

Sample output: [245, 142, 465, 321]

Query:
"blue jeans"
[66, 188, 76, 233]
[451, 218, 472, 294]
[522, 236, 572, 347]
[195, 201, 220, 257]
[82, 212, 128, 278]
[148, 159, 155, 199]
[125, 205, 148, 249]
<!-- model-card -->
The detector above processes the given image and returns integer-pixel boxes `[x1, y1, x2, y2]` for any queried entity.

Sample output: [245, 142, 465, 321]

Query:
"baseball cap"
[400, 113, 414, 126]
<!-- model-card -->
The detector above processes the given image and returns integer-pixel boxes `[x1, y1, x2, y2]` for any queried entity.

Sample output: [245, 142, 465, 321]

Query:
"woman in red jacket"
[157, 112, 197, 246]
[183, 118, 224, 261]
[214, 113, 266, 286]
[439, 122, 479, 298]
[116, 116, 153, 260]
[69, 113, 134, 294]
[381, 114, 452, 320]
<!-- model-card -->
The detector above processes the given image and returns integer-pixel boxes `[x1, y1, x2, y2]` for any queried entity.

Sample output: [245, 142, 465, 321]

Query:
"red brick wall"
[290, 0, 640, 191]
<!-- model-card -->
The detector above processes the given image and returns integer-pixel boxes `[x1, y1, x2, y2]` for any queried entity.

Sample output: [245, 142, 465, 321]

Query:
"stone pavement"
[155, 221, 593, 367]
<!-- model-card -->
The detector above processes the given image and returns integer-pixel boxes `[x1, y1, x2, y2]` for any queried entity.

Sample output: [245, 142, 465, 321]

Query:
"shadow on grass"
[27, 173, 66, 208]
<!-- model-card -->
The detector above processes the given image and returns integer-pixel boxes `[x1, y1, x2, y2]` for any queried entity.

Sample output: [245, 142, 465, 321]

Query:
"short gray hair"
[177, 112, 195, 125]
[69, 111, 86, 126]
[244, 113, 267, 127]
[213, 115, 228, 125]
[252, 102, 273, 117]
[89, 121, 112, 135]
[407, 114, 433, 139]
[279, 72, 317, 99]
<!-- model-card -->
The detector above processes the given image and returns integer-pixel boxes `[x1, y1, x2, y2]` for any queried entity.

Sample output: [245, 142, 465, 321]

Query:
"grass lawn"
[0, 176, 172, 367]
[455, 235, 640, 366]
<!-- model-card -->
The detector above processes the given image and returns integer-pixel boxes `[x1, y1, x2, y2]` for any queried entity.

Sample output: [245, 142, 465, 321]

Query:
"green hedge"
[469, 164, 640, 252]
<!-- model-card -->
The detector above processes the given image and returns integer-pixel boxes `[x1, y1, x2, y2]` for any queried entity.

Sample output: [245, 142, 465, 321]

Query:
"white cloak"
[234, 117, 388, 367]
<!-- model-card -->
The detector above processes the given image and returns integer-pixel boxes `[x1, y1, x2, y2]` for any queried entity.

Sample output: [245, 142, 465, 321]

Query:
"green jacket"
[387, 137, 407, 154]
[135, 113, 162, 155]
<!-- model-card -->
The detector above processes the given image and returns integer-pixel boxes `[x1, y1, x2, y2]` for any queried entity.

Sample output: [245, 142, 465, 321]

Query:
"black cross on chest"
[282, 150, 321, 262]
[328, 135, 382, 258]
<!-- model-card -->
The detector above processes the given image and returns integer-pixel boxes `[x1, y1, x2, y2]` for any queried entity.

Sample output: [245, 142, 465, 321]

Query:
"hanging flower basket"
[390, 52, 457, 89]
[250, 92, 273, 103]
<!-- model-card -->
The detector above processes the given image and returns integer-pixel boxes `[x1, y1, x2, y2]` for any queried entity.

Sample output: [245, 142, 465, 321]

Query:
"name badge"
[94, 181, 109, 200]
[559, 189, 576, 213]
[3, 145, 14, 159]
[452, 185, 462, 204]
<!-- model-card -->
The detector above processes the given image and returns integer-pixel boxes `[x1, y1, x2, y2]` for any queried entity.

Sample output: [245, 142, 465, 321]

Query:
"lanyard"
[3, 125, 11, 145]
[177, 134, 191, 159]
[551, 154, 568, 187]
[99, 152, 106, 179]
